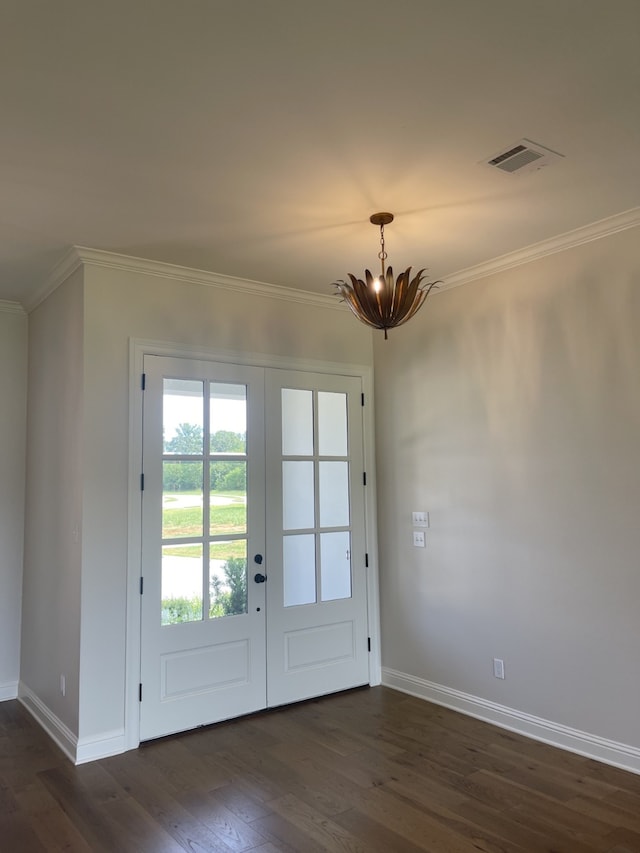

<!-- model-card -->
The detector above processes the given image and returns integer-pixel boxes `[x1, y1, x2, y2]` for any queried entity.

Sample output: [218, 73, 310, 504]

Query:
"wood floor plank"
[13, 779, 94, 852]
[2, 689, 640, 852]
[454, 797, 601, 853]
[99, 795, 192, 853]
[266, 743, 368, 816]
[250, 812, 328, 853]
[102, 752, 235, 852]
[38, 761, 188, 852]
[265, 792, 370, 852]
[209, 747, 304, 805]
[605, 825, 640, 852]
[372, 782, 528, 853]
[140, 736, 231, 794]
[506, 797, 615, 851]
[0, 813, 49, 851]
[490, 743, 621, 801]
[604, 787, 640, 816]
[334, 807, 432, 853]
[207, 782, 273, 824]
[340, 785, 494, 853]
[567, 794, 640, 834]
[174, 787, 269, 851]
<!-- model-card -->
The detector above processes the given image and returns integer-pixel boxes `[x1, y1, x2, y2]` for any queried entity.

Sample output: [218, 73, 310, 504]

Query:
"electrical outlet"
[412, 511, 429, 527]
[493, 658, 505, 680]
[413, 530, 426, 547]
[60, 674, 66, 696]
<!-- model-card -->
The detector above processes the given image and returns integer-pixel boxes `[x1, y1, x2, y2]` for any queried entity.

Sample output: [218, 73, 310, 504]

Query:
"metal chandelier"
[333, 212, 440, 339]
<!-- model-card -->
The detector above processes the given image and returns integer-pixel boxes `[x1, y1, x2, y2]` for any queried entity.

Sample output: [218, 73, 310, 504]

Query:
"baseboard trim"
[18, 682, 77, 763]
[0, 680, 19, 701]
[382, 667, 640, 776]
[76, 729, 126, 765]
[18, 683, 128, 764]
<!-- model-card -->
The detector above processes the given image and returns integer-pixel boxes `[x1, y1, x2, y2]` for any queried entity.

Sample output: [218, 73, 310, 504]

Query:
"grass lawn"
[162, 491, 247, 557]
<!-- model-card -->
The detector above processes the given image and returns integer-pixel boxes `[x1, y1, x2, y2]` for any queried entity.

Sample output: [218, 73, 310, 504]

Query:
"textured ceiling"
[1, 0, 639, 307]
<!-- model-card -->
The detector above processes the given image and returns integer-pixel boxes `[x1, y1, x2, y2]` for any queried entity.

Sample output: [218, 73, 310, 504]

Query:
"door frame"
[124, 338, 381, 752]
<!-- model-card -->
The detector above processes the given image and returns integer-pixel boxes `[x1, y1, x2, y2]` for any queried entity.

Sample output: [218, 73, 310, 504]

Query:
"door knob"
[254, 573, 267, 584]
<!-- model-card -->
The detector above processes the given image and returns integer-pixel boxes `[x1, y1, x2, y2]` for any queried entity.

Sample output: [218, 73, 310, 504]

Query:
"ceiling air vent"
[484, 139, 564, 174]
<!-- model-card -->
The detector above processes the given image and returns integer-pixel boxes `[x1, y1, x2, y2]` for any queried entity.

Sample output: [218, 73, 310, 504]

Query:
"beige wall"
[375, 226, 640, 751]
[78, 264, 373, 742]
[0, 307, 27, 698]
[21, 272, 84, 734]
[19, 226, 639, 765]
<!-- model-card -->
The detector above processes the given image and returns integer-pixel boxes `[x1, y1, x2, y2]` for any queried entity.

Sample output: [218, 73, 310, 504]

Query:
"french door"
[139, 356, 369, 741]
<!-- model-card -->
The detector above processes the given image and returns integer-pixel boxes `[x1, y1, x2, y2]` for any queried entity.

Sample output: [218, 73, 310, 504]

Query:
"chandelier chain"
[378, 224, 388, 277]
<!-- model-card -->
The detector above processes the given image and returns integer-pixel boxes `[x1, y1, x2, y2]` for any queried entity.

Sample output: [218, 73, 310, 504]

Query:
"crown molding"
[26, 248, 84, 312]
[27, 245, 340, 313]
[440, 206, 640, 292]
[0, 300, 26, 315]
[74, 247, 339, 308]
[27, 206, 640, 312]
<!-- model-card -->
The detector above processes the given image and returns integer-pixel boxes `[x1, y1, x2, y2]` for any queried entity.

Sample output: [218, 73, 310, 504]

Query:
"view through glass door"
[140, 357, 266, 741]
[139, 356, 369, 742]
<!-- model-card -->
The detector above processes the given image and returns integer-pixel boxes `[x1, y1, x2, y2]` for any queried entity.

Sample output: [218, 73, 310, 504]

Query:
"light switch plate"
[412, 511, 429, 527]
[413, 530, 426, 547]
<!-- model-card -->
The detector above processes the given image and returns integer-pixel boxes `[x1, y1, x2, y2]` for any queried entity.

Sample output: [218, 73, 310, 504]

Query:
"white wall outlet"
[413, 530, 426, 547]
[493, 658, 505, 679]
[60, 674, 66, 696]
[412, 511, 429, 527]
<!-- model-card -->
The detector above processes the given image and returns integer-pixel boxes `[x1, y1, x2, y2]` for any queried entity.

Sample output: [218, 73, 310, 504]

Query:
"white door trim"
[125, 338, 380, 752]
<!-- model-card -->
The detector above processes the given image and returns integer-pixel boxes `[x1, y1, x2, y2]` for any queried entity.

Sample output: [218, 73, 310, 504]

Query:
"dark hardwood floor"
[2, 686, 640, 852]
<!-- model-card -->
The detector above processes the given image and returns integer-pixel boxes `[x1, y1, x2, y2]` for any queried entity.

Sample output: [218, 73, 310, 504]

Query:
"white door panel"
[140, 359, 369, 741]
[265, 370, 369, 707]
[140, 357, 266, 741]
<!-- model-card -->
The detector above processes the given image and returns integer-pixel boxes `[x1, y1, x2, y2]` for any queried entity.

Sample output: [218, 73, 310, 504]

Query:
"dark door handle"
[254, 573, 267, 584]
[254, 554, 263, 565]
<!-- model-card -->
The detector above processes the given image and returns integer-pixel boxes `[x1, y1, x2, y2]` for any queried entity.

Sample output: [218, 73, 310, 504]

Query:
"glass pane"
[282, 461, 315, 530]
[318, 392, 348, 457]
[210, 540, 248, 618]
[281, 389, 313, 456]
[163, 379, 203, 455]
[321, 532, 352, 601]
[210, 461, 246, 535]
[163, 462, 203, 538]
[210, 383, 247, 455]
[283, 534, 316, 607]
[161, 543, 203, 625]
[319, 461, 350, 527]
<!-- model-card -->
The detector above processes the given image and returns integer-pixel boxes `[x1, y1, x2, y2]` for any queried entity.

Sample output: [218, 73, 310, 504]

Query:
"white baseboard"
[18, 682, 126, 764]
[0, 680, 19, 701]
[76, 729, 126, 764]
[18, 682, 77, 763]
[382, 667, 640, 776]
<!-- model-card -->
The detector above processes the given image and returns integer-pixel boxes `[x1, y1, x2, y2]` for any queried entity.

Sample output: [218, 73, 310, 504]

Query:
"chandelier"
[333, 212, 440, 339]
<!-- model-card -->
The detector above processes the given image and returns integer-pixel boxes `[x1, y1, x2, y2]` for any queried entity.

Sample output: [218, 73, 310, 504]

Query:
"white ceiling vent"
[484, 139, 564, 175]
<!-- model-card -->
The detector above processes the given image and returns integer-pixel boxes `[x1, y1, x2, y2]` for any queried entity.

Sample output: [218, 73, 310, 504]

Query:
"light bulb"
[372, 277, 382, 293]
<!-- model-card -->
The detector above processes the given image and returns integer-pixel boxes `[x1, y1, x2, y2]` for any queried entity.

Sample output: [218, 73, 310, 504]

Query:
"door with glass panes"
[264, 369, 368, 708]
[139, 356, 368, 741]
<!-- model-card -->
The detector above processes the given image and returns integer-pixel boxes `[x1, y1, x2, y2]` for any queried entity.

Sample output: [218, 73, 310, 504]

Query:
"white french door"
[139, 356, 369, 741]
[264, 369, 369, 708]
[139, 357, 266, 741]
